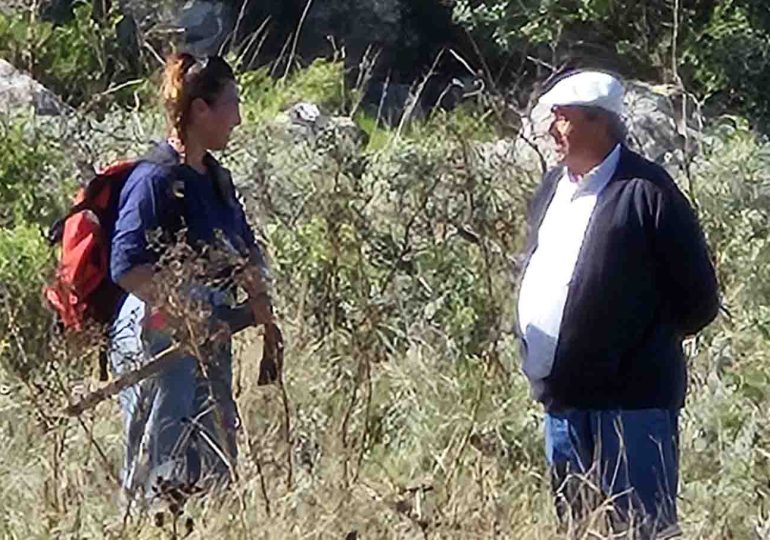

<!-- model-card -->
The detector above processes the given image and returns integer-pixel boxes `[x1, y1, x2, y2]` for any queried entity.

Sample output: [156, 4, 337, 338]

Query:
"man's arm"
[650, 181, 720, 335]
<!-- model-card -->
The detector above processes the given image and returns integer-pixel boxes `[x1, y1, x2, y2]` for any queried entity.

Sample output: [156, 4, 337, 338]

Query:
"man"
[517, 71, 719, 535]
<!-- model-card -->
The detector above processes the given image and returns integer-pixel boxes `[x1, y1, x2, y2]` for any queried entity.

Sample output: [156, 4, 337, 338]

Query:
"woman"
[109, 53, 275, 509]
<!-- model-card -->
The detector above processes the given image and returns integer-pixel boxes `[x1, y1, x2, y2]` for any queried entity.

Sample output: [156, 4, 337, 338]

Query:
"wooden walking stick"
[63, 302, 262, 417]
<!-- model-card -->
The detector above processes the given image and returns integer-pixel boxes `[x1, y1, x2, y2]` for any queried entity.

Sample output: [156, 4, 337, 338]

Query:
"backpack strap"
[204, 152, 239, 209]
[46, 163, 137, 246]
[48, 206, 83, 245]
[138, 142, 188, 239]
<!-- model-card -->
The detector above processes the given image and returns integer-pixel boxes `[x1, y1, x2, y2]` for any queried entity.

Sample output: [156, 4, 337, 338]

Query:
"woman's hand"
[249, 292, 274, 325]
[116, 264, 159, 304]
[258, 321, 284, 385]
[239, 252, 273, 321]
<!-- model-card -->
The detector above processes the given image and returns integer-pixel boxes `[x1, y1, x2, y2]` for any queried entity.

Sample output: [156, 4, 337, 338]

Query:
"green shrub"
[0, 2, 150, 108]
[682, 3, 770, 125]
[239, 59, 347, 123]
[452, 0, 770, 128]
[0, 116, 73, 229]
[0, 115, 79, 382]
[0, 223, 55, 380]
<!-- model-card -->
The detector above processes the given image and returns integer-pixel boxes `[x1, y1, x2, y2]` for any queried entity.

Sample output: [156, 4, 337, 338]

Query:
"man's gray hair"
[584, 106, 627, 143]
[606, 112, 627, 143]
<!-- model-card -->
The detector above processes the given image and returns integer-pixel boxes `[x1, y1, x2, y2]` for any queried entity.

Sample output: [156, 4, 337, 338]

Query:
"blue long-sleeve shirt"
[110, 142, 257, 284]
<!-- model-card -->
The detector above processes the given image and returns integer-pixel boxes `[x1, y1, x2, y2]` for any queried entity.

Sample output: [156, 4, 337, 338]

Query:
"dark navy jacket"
[520, 145, 719, 410]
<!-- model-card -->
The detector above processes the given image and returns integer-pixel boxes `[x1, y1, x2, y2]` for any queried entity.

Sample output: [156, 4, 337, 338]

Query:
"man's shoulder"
[611, 146, 680, 196]
[530, 165, 563, 208]
[542, 164, 565, 184]
[535, 165, 565, 197]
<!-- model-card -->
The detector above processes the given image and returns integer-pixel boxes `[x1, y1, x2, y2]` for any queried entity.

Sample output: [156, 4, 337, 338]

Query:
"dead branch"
[62, 343, 182, 417]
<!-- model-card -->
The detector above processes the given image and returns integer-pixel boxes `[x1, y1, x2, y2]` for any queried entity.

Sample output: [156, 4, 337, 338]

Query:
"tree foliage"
[453, 0, 770, 124]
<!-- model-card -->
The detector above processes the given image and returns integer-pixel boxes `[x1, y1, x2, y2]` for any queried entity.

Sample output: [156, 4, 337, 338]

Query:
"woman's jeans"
[109, 290, 238, 508]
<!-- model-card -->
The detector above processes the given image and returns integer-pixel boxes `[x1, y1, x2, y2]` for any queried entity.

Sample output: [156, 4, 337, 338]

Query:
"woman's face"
[189, 80, 242, 151]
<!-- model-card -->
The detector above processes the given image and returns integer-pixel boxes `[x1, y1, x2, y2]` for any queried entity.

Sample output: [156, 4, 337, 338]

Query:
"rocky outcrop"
[0, 59, 66, 116]
[271, 102, 368, 148]
[174, 0, 234, 57]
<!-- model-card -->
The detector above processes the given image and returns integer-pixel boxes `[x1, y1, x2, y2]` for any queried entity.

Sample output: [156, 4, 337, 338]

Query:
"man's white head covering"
[538, 71, 625, 116]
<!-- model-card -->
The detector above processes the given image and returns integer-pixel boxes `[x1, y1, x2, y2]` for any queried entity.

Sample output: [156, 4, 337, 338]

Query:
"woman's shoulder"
[122, 143, 181, 195]
[119, 162, 174, 203]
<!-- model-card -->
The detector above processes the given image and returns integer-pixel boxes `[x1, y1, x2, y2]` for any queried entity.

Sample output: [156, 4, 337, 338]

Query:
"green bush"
[0, 2, 149, 108]
[239, 59, 347, 123]
[0, 113, 81, 382]
[0, 116, 73, 229]
[452, 0, 770, 128]
[0, 223, 55, 381]
[682, 3, 770, 123]
[695, 121, 770, 361]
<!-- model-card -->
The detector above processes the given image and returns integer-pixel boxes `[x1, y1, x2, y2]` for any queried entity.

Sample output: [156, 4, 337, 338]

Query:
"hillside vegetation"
[2, 2, 770, 538]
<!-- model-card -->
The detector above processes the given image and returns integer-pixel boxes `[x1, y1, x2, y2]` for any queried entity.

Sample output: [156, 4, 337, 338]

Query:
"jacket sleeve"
[110, 164, 173, 283]
[649, 180, 720, 335]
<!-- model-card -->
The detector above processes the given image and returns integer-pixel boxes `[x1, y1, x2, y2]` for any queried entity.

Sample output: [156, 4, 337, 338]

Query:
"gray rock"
[0, 0, 27, 15]
[0, 59, 66, 116]
[305, 0, 405, 54]
[176, 0, 234, 56]
[119, 0, 234, 57]
[272, 102, 367, 148]
[623, 81, 698, 168]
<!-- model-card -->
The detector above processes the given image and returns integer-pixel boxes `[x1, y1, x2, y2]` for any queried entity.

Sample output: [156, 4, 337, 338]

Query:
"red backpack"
[45, 143, 183, 342]
[44, 161, 139, 335]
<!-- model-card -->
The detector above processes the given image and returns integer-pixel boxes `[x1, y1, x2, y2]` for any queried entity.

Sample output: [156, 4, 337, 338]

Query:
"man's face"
[548, 105, 606, 166]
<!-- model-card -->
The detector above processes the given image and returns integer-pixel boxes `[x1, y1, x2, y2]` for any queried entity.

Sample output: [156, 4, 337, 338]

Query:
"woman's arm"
[240, 257, 274, 325]
[116, 263, 159, 304]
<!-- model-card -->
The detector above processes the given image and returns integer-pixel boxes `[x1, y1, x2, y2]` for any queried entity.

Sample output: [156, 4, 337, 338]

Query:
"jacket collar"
[571, 143, 621, 198]
[608, 144, 646, 183]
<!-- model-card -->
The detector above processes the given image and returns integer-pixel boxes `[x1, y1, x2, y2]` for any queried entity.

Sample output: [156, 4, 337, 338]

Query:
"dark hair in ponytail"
[160, 53, 235, 141]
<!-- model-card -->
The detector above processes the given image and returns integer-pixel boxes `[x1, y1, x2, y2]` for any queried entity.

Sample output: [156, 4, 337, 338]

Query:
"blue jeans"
[544, 409, 679, 535]
[110, 291, 238, 508]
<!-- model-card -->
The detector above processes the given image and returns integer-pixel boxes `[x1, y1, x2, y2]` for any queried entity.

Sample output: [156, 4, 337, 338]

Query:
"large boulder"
[177, 0, 458, 81]
[623, 81, 696, 166]
[303, 0, 405, 57]
[0, 60, 66, 116]
[0, 0, 26, 15]
[118, 0, 404, 61]
[115, 0, 234, 56]
[175, 0, 234, 56]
